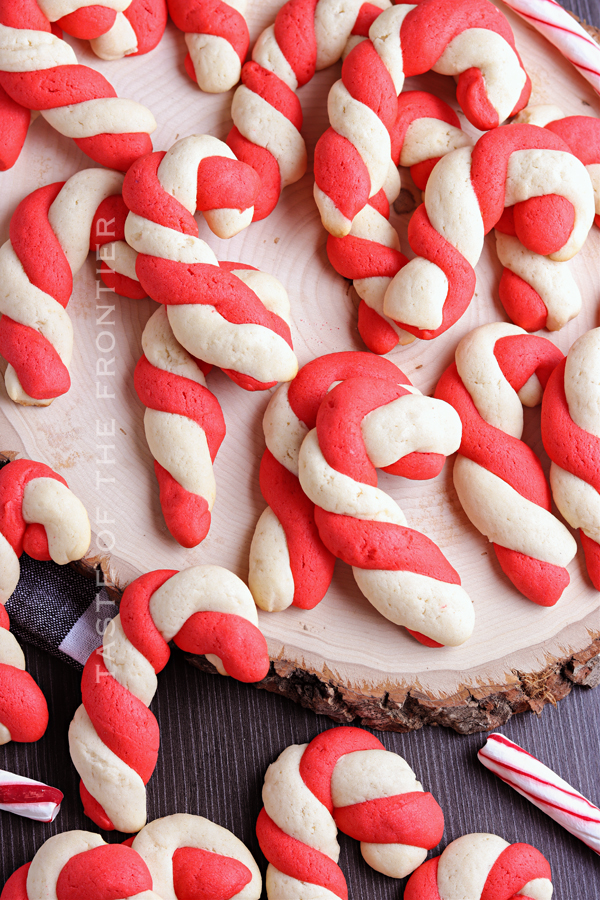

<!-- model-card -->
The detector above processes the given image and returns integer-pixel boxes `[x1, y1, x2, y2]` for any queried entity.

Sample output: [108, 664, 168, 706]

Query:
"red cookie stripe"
[287, 352, 405, 427]
[315, 511, 461, 582]
[498, 269, 548, 332]
[0, 863, 31, 900]
[342, 40, 398, 132]
[121, 0, 167, 56]
[81, 651, 160, 784]
[56, 7, 117, 40]
[0, 663, 49, 742]
[173, 846, 252, 899]
[259, 450, 335, 610]
[334, 792, 445, 848]
[153, 463, 211, 549]
[123, 151, 200, 235]
[256, 807, 348, 900]
[316, 377, 412, 485]
[357, 300, 401, 356]
[403, 856, 441, 900]
[80, 783, 115, 832]
[239, 62, 303, 131]
[273, 0, 319, 87]
[435, 364, 552, 509]
[493, 546, 570, 607]
[56, 845, 153, 900]
[481, 842, 551, 899]
[119, 570, 177, 672]
[169, 0, 249, 60]
[314, 128, 372, 225]
[226, 126, 281, 222]
[352, 4, 388, 37]
[299, 727, 384, 813]
[0, 317, 71, 401]
[393, 91, 461, 149]
[541, 358, 600, 494]
[173, 611, 270, 682]
[545, 115, 600, 168]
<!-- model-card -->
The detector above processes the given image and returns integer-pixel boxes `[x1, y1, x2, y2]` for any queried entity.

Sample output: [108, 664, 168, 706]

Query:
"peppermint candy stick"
[0, 769, 63, 822]
[479, 733, 600, 855]
[501, 0, 600, 95]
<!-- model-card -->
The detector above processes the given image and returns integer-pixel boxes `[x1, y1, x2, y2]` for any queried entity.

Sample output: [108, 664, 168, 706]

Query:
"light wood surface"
[1, 1, 599, 731]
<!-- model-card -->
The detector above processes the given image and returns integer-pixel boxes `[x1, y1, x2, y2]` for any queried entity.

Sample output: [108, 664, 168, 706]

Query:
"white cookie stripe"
[479, 733, 600, 855]
[131, 814, 262, 900]
[22, 478, 90, 564]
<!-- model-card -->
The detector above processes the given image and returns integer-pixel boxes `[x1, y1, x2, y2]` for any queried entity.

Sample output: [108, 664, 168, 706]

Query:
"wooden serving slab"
[0, 1, 598, 733]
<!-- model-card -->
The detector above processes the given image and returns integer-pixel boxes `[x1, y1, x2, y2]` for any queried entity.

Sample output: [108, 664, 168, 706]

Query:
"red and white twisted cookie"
[0, 831, 163, 900]
[404, 832, 553, 900]
[0, 458, 91, 604]
[69, 566, 270, 833]
[169, 0, 249, 93]
[36, 0, 167, 60]
[122, 134, 298, 390]
[383, 123, 595, 341]
[134, 306, 226, 548]
[0, 0, 156, 171]
[130, 813, 262, 899]
[435, 322, 577, 607]
[326, 91, 472, 355]
[226, 0, 391, 220]
[297, 371, 474, 647]
[256, 726, 445, 897]
[541, 328, 600, 591]
[314, 0, 531, 237]
[249, 350, 448, 614]
[0, 169, 142, 406]
[0, 462, 88, 747]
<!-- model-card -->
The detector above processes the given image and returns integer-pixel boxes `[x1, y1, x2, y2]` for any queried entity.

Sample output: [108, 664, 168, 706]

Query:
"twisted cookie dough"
[383, 123, 595, 341]
[122, 133, 298, 391]
[435, 322, 577, 606]
[257, 726, 445, 897]
[69, 566, 270, 833]
[169, 0, 249, 93]
[404, 832, 553, 899]
[134, 306, 226, 548]
[542, 328, 600, 591]
[0, 458, 90, 745]
[297, 372, 473, 646]
[0, 168, 143, 405]
[314, 0, 531, 237]
[249, 350, 444, 615]
[226, 0, 391, 220]
[0, 830, 163, 900]
[0, 1, 156, 170]
[36, 0, 167, 60]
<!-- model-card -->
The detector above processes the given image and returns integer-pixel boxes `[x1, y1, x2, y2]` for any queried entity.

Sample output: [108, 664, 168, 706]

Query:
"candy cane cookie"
[435, 322, 577, 606]
[226, 0, 391, 220]
[327, 91, 472, 355]
[314, 0, 532, 237]
[383, 123, 595, 341]
[249, 350, 448, 614]
[257, 726, 445, 896]
[36, 0, 167, 61]
[0, 1, 156, 171]
[69, 566, 270, 833]
[130, 814, 262, 899]
[0, 831, 163, 900]
[134, 306, 226, 548]
[169, 0, 249, 94]
[0, 457, 89, 744]
[0, 168, 142, 406]
[122, 135, 298, 390]
[297, 372, 473, 646]
[403, 832, 553, 900]
[541, 328, 600, 591]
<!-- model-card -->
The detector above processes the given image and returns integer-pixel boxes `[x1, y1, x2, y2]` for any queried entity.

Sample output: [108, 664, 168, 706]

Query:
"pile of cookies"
[0, 0, 599, 894]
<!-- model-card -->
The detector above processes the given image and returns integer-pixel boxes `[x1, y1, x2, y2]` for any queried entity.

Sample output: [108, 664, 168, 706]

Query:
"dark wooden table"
[1, 2, 600, 896]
